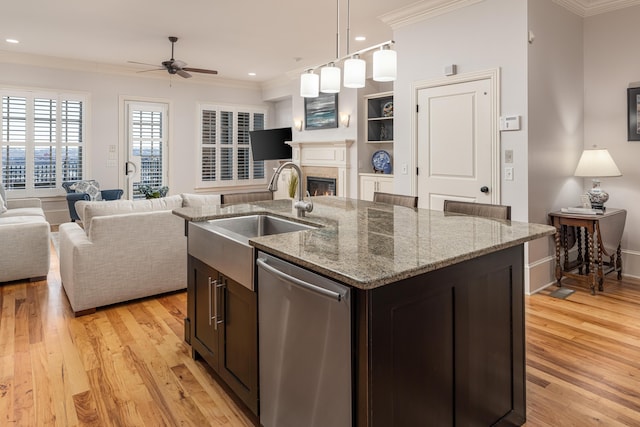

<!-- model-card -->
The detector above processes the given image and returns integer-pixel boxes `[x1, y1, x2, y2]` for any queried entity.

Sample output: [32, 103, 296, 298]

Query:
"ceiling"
[1, 0, 639, 85]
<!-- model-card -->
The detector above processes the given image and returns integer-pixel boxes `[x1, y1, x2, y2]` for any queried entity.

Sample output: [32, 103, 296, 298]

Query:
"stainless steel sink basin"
[205, 214, 317, 243]
[188, 215, 317, 290]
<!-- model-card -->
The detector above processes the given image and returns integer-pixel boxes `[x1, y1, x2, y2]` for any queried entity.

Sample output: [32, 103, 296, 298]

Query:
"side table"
[548, 208, 626, 294]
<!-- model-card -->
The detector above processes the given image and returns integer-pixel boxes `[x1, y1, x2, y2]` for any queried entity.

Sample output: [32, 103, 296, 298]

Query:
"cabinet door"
[360, 175, 377, 201]
[218, 275, 259, 415]
[377, 177, 394, 194]
[191, 257, 220, 369]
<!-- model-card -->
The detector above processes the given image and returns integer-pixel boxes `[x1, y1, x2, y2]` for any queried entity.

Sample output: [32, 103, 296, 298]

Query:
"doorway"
[415, 69, 500, 210]
[121, 100, 169, 199]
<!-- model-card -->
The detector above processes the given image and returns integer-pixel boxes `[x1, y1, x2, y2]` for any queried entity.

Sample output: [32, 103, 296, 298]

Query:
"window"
[198, 104, 266, 187]
[1, 90, 86, 196]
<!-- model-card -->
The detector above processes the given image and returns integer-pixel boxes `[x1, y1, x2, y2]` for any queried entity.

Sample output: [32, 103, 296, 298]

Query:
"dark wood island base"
[355, 245, 525, 427]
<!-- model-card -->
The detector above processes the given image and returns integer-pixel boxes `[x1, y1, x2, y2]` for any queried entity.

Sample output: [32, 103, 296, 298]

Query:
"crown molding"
[379, 0, 484, 29]
[0, 50, 261, 91]
[550, 0, 640, 17]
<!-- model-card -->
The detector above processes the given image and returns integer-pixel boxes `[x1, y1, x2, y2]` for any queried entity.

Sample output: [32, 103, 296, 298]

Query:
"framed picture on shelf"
[305, 93, 338, 130]
[627, 87, 640, 141]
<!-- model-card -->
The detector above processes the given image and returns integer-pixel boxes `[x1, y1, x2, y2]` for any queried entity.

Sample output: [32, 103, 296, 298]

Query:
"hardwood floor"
[2, 239, 640, 426]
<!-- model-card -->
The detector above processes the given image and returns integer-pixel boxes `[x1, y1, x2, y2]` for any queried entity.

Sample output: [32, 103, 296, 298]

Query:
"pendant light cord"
[335, 0, 340, 60]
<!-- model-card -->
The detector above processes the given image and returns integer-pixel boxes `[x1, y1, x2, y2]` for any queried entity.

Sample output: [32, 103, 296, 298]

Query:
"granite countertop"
[173, 196, 556, 289]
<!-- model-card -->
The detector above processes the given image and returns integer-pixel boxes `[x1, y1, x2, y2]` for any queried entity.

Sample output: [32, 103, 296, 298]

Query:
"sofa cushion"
[70, 180, 102, 201]
[181, 193, 221, 207]
[80, 194, 184, 235]
[0, 207, 46, 218]
[0, 215, 47, 225]
[0, 191, 6, 214]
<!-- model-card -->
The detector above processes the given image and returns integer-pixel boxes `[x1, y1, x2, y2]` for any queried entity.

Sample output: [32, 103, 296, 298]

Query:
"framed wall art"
[627, 87, 640, 141]
[305, 93, 338, 130]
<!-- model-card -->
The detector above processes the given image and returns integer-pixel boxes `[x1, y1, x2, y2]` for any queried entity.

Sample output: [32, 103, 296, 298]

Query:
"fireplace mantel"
[288, 140, 354, 198]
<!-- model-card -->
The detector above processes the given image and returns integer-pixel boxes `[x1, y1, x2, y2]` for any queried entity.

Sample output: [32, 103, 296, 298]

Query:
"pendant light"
[344, 54, 365, 88]
[320, 63, 341, 93]
[373, 44, 397, 82]
[300, 69, 319, 98]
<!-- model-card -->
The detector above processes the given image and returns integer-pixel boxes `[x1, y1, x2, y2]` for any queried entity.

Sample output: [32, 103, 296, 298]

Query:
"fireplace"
[307, 176, 336, 196]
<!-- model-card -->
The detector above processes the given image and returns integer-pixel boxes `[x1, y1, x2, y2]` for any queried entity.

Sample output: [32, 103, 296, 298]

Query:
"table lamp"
[573, 148, 622, 210]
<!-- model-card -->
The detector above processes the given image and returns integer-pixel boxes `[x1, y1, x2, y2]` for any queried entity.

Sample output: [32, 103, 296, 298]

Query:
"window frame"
[197, 103, 267, 189]
[1, 87, 89, 198]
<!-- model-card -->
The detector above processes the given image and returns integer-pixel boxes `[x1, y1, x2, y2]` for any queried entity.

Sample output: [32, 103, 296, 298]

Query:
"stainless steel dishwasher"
[257, 251, 352, 427]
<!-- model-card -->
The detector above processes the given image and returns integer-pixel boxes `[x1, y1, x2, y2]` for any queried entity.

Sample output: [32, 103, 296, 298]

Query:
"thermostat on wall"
[500, 115, 521, 131]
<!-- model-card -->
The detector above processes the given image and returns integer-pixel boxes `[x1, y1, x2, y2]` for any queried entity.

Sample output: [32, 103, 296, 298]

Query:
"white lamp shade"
[373, 48, 397, 82]
[320, 64, 341, 93]
[574, 148, 622, 177]
[343, 56, 366, 88]
[300, 72, 319, 98]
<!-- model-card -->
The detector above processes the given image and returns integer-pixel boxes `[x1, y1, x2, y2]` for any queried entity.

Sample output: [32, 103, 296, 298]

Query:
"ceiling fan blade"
[176, 69, 192, 79]
[135, 68, 165, 74]
[128, 60, 160, 67]
[183, 67, 218, 75]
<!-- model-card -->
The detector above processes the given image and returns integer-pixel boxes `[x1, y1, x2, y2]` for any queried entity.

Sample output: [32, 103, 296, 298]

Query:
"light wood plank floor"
[2, 239, 640, 426]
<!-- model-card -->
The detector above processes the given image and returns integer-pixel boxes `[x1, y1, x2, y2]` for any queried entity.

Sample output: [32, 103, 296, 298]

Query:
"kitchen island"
[173, 196, 556, 427]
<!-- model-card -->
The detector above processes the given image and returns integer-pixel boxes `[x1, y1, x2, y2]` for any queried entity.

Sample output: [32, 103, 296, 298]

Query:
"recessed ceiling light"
[355, 36, 366, 41]
[248, 72, 256, 77]
[6, 38, 19, 44]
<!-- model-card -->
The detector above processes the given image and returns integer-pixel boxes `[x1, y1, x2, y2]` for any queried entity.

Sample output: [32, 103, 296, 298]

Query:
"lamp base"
[587, 179, 609, 210]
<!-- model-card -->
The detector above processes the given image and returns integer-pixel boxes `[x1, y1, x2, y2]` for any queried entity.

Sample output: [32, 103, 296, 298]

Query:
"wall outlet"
[505, 167, 514, 181]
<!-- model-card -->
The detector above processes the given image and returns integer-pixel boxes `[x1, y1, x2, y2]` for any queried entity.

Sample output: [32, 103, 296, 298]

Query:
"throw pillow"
[0, 191, 6, 214]
[70, 180, 103, 201]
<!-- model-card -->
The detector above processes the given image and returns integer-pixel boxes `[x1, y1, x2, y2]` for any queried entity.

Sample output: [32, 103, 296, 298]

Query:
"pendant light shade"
[373, 45, 397, 82]
[320, 63, 341, 93]
[300, 70, 319, 98]
[343, 54, 366, 88]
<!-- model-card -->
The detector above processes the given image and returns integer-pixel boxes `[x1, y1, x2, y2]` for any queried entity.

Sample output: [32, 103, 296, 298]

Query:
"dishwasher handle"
[257, 257, 344, 302]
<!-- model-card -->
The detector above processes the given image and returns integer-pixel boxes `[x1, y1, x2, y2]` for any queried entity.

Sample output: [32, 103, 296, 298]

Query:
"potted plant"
[138, 185, 169, 199]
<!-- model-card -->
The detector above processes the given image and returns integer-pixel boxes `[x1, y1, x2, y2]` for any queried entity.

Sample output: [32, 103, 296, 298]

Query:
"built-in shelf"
[366, 91, 393, 143]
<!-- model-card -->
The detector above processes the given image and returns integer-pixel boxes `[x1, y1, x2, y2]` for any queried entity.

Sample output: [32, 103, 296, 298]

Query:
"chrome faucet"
[268, 162, 313, 217]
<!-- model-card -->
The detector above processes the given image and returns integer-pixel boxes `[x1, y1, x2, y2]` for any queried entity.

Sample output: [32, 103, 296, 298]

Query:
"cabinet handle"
[215, 278, 225, 328]
[208, 277, 217, 326]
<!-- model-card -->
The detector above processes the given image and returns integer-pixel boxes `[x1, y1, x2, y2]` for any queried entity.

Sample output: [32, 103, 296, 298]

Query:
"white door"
[123, 101, 169, 199]
[416, 73, 498, 210]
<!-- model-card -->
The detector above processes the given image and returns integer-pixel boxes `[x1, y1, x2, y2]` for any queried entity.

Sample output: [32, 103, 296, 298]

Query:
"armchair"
[62, 181, 123, 222]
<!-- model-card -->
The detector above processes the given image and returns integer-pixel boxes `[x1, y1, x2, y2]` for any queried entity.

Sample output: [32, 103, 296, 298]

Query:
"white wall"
[393, 0, 530, 219]
[526, 0, 585, 292]
[584, 6, 640, 278]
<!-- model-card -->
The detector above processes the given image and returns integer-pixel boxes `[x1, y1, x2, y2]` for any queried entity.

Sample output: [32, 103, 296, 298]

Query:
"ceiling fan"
[129, 36, 218, 79]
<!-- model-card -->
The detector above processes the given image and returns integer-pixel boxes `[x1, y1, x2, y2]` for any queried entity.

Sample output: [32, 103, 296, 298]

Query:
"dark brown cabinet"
[186, 256, 258, 415]
[355, 245, 526, 427]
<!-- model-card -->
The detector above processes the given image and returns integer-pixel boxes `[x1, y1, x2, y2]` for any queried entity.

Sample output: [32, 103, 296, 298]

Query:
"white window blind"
[198, 104, 266, 187]
[1, 90, 85, 196]
[130, 108, 165, 198]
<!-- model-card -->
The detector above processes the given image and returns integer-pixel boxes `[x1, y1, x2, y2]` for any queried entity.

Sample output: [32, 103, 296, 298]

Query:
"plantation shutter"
[1, 91, 86, 195]
[198, 105, 267, 187]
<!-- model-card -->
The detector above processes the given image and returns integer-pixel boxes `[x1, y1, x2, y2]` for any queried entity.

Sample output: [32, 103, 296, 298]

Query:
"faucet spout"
[268, 162, 313, 217]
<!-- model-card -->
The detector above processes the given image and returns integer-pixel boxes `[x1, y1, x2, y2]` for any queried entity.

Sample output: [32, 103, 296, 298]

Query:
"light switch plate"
[505, 167, 514, 181]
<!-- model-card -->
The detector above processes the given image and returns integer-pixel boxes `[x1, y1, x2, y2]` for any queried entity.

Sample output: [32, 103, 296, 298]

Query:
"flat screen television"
[249, 127, 293, 161]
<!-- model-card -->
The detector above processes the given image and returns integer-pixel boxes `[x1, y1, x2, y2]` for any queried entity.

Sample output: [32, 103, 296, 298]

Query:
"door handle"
[208, 277, 217, 326]
[125, 161, 137, 176]
[215, 278, 225, 328]
[480, 186, 490, 193]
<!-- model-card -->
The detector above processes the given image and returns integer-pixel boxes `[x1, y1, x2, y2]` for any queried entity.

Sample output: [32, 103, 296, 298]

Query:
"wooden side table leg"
[588, 230, 596, 295]
[562, 225, 570, 271]
[617, 244, 623, 280]
[577, 227, 583, 275]
[554, 228, 563, 287]
[584, 227, 590, 275]
[597, 241, 604, 292]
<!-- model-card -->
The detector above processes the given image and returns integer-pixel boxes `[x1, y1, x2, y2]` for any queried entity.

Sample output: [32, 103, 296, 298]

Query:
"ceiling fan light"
[320, 63, 341, 94]
[300, 70, 319, 98]
[373, 46, 397, 82]
[343, 55, 366, 88]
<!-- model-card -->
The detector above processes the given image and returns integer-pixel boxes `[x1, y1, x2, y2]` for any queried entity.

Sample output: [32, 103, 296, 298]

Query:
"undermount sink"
[205, 214, 317, 243]
[188, 215, 318, 290]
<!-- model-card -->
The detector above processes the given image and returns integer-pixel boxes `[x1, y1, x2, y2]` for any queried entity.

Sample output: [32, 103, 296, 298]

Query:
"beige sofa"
[0, 197, 51, 283]
[59, 194, 202, 315]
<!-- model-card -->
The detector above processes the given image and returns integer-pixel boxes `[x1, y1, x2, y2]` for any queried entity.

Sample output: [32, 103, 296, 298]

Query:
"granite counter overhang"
[173, 196, 556, 290]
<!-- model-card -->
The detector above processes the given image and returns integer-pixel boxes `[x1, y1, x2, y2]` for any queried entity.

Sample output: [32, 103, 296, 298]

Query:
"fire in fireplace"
[307, 176, 337, 196]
